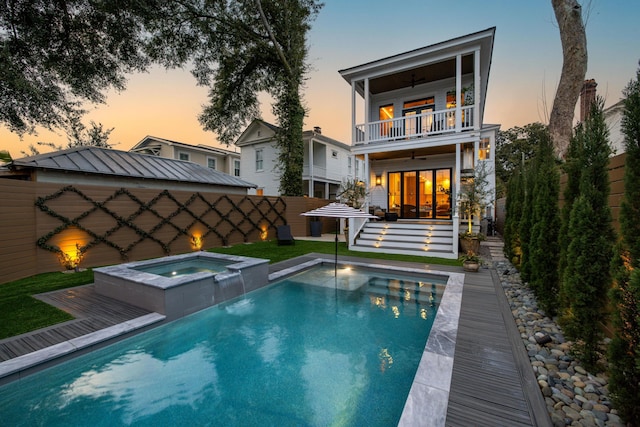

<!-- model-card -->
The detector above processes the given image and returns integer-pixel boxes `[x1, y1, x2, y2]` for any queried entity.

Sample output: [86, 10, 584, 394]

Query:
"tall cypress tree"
[504, 168, 524, 266]
[560, 97, 614, 369]
[609, 65, 640, 425]
[519, 161, 536, 283]
[528, 130, 561, 315]
[558, 124, 585, 311]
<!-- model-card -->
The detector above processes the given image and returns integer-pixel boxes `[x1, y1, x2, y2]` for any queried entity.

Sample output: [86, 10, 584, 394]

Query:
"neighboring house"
[338, 27, 499, 258]
[234, 119, 363, 197]
[580, 79, 625, 156]
[604, 99, 625, 155]
[130, 135, 242, 178]
[1, 146, 256, 194]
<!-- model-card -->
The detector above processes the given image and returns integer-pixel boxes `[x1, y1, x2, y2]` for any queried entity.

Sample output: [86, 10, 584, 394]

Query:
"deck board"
[0, 285, 150, 362]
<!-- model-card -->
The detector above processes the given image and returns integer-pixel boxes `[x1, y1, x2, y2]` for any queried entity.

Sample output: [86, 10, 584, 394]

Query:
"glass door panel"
[435, 169, 452, 219]
[388, 172, 401, 217]
[403, 171, 417, 218]
[419, 170, 433, 218]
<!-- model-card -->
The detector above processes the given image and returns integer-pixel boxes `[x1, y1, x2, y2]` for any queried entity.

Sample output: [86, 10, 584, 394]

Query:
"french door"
[388, 169, 452, 219]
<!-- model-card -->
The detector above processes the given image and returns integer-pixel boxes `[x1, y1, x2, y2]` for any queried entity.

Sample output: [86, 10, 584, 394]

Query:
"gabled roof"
[130, 135, 239, 157]
[235, 119, 351, 150]
[7, 146, 256, 188]
[339, 27, 495, 112]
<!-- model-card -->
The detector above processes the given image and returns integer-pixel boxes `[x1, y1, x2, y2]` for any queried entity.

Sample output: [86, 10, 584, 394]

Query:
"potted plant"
[337, 178, 369, 243]
[458, 161, 492, 254]
[459, 251, 481, 272]
[336, 178, 368, 209]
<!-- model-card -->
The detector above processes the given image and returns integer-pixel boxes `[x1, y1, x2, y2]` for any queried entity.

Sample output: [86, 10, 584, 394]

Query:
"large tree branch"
[254, 0, 292, 76]
[549, 0, 587, 158]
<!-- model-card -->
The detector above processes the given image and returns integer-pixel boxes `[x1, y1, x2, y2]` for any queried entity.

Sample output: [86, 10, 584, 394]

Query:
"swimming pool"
[0, 261, 464, 426]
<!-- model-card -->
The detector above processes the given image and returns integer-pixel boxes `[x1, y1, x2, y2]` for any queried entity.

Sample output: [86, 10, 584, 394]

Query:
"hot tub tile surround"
[94, 252, 269, 321]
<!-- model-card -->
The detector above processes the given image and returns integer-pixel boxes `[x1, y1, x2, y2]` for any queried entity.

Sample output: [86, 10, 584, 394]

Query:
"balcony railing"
[355, 105, 475, 144]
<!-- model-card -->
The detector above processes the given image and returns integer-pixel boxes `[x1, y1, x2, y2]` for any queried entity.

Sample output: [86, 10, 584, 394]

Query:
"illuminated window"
[479, 138, 491, 160]
[256, 188, 264, 196]
[403, 97, 434, 109]
[255, 149, 263, 171]
[379, 104, 394, 136]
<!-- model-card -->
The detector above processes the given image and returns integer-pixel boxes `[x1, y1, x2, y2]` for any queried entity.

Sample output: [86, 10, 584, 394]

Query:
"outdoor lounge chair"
[276, 225, 295, 245]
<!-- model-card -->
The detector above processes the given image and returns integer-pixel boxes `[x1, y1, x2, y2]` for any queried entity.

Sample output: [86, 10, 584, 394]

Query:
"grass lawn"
[0, 240, 459, 340]
[0, 270, 93, 340]
[209, 239, 462, 266]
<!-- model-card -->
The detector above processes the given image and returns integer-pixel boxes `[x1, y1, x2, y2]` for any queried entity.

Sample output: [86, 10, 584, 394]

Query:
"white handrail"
[354, 106, 475, 144]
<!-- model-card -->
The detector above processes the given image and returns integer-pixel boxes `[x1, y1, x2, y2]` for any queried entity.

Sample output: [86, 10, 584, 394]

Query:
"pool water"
[0, 265, 445, 426]
[133, 257, 231, 277]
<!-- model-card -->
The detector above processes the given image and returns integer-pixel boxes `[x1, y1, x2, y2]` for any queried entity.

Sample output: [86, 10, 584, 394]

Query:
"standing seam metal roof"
[9, 146, 256, 188]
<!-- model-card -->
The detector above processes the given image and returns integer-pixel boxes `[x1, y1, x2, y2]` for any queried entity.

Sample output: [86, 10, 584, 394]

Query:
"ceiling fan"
[405, 73, 426, 88]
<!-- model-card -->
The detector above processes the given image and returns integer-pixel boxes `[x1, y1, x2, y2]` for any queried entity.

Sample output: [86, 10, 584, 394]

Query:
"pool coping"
[0, 313, 166, 384]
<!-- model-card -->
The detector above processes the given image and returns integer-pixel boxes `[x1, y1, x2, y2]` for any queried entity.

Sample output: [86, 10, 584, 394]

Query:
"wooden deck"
[0, 285, 150, 362]
[0, 243, 551, 426]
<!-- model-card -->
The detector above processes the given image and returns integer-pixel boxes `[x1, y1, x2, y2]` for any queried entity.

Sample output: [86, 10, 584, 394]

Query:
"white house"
[129, 135, 241, 177]
[234, 119, 364, 197]
[339, 27, 499, 259]
[604, 99, 625, 155]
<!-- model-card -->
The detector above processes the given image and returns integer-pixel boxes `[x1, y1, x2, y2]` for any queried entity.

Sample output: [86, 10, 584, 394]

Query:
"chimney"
[313, 126, 321, 134]
[580, 79, 597, 122]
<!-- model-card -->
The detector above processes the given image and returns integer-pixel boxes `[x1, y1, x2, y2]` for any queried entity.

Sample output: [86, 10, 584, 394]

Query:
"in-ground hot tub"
[94, 252, 269, 320]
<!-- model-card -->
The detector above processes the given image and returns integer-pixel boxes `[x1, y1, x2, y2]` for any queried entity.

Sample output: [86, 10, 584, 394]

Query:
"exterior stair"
[349, 220, 457, 259]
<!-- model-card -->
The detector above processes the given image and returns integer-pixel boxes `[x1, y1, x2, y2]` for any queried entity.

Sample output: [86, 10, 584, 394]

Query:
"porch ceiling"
[368, 55, 474, 94]
[366, 145, 456, 161]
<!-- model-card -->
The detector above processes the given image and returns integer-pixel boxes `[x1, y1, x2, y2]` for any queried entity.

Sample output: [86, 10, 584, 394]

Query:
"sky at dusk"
[2, 0, 639, 157]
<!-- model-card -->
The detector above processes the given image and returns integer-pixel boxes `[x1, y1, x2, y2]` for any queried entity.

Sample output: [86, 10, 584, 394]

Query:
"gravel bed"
[493, 260, 624, 427]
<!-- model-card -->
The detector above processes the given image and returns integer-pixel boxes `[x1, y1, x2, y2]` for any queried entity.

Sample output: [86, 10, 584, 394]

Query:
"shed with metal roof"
[1, 146, 256, 194]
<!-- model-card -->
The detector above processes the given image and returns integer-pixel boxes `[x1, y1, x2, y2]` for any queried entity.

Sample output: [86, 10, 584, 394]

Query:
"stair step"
[352, 220, 457, 259]
[366, 285, 439, 305]
[358, 233, 451, 242]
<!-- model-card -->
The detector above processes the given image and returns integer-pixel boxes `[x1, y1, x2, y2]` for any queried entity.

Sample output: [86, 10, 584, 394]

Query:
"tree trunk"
[549, 0, 587, 159]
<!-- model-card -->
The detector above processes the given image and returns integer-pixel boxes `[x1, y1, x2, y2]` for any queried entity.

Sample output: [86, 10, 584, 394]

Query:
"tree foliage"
[560, 97, 614, 370]
[518, 162, 536, 283]
[609, 64, 640, 425]
[0, 0, 150, 135]
[143, 0, 322, 196]
[496, 123, 546, 185]
[557, 123, 584, 309]
[527, 129, 561, 315]
[337, 178, 368, 209]
[503, 167, 524, 266]
[458, 161, 493, 235]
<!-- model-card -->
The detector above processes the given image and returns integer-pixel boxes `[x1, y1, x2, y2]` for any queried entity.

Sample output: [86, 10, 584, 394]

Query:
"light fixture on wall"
[375, 175, 382, 186]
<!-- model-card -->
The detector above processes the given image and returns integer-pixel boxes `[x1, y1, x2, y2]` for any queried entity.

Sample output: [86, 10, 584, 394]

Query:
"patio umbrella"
[301, 203, 378, 276]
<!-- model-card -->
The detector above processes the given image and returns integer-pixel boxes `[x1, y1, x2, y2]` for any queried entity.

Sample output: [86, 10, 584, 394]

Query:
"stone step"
[358, 234, 452, 244]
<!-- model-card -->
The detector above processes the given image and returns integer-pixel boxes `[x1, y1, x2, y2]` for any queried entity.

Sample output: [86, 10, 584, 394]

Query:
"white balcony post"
[453, 143, 461, 256]
[456, 54, 462, 132]
[308, 138, 314, 197]
[474, 48, 481, 130]
[364, 78, 370, 143]
[351, 81, 357, 143]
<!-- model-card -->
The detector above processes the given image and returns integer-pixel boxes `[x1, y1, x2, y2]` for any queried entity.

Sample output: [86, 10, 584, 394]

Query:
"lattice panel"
[36, 186, 287, 261]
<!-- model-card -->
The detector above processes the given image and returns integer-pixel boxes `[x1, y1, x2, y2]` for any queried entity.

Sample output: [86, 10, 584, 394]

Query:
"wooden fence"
[0, 180, 331, 284]
[495, 152, 627, 236]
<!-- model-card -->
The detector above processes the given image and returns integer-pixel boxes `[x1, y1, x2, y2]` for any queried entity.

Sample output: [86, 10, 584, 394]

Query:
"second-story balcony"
[355, 105, 475, 145]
